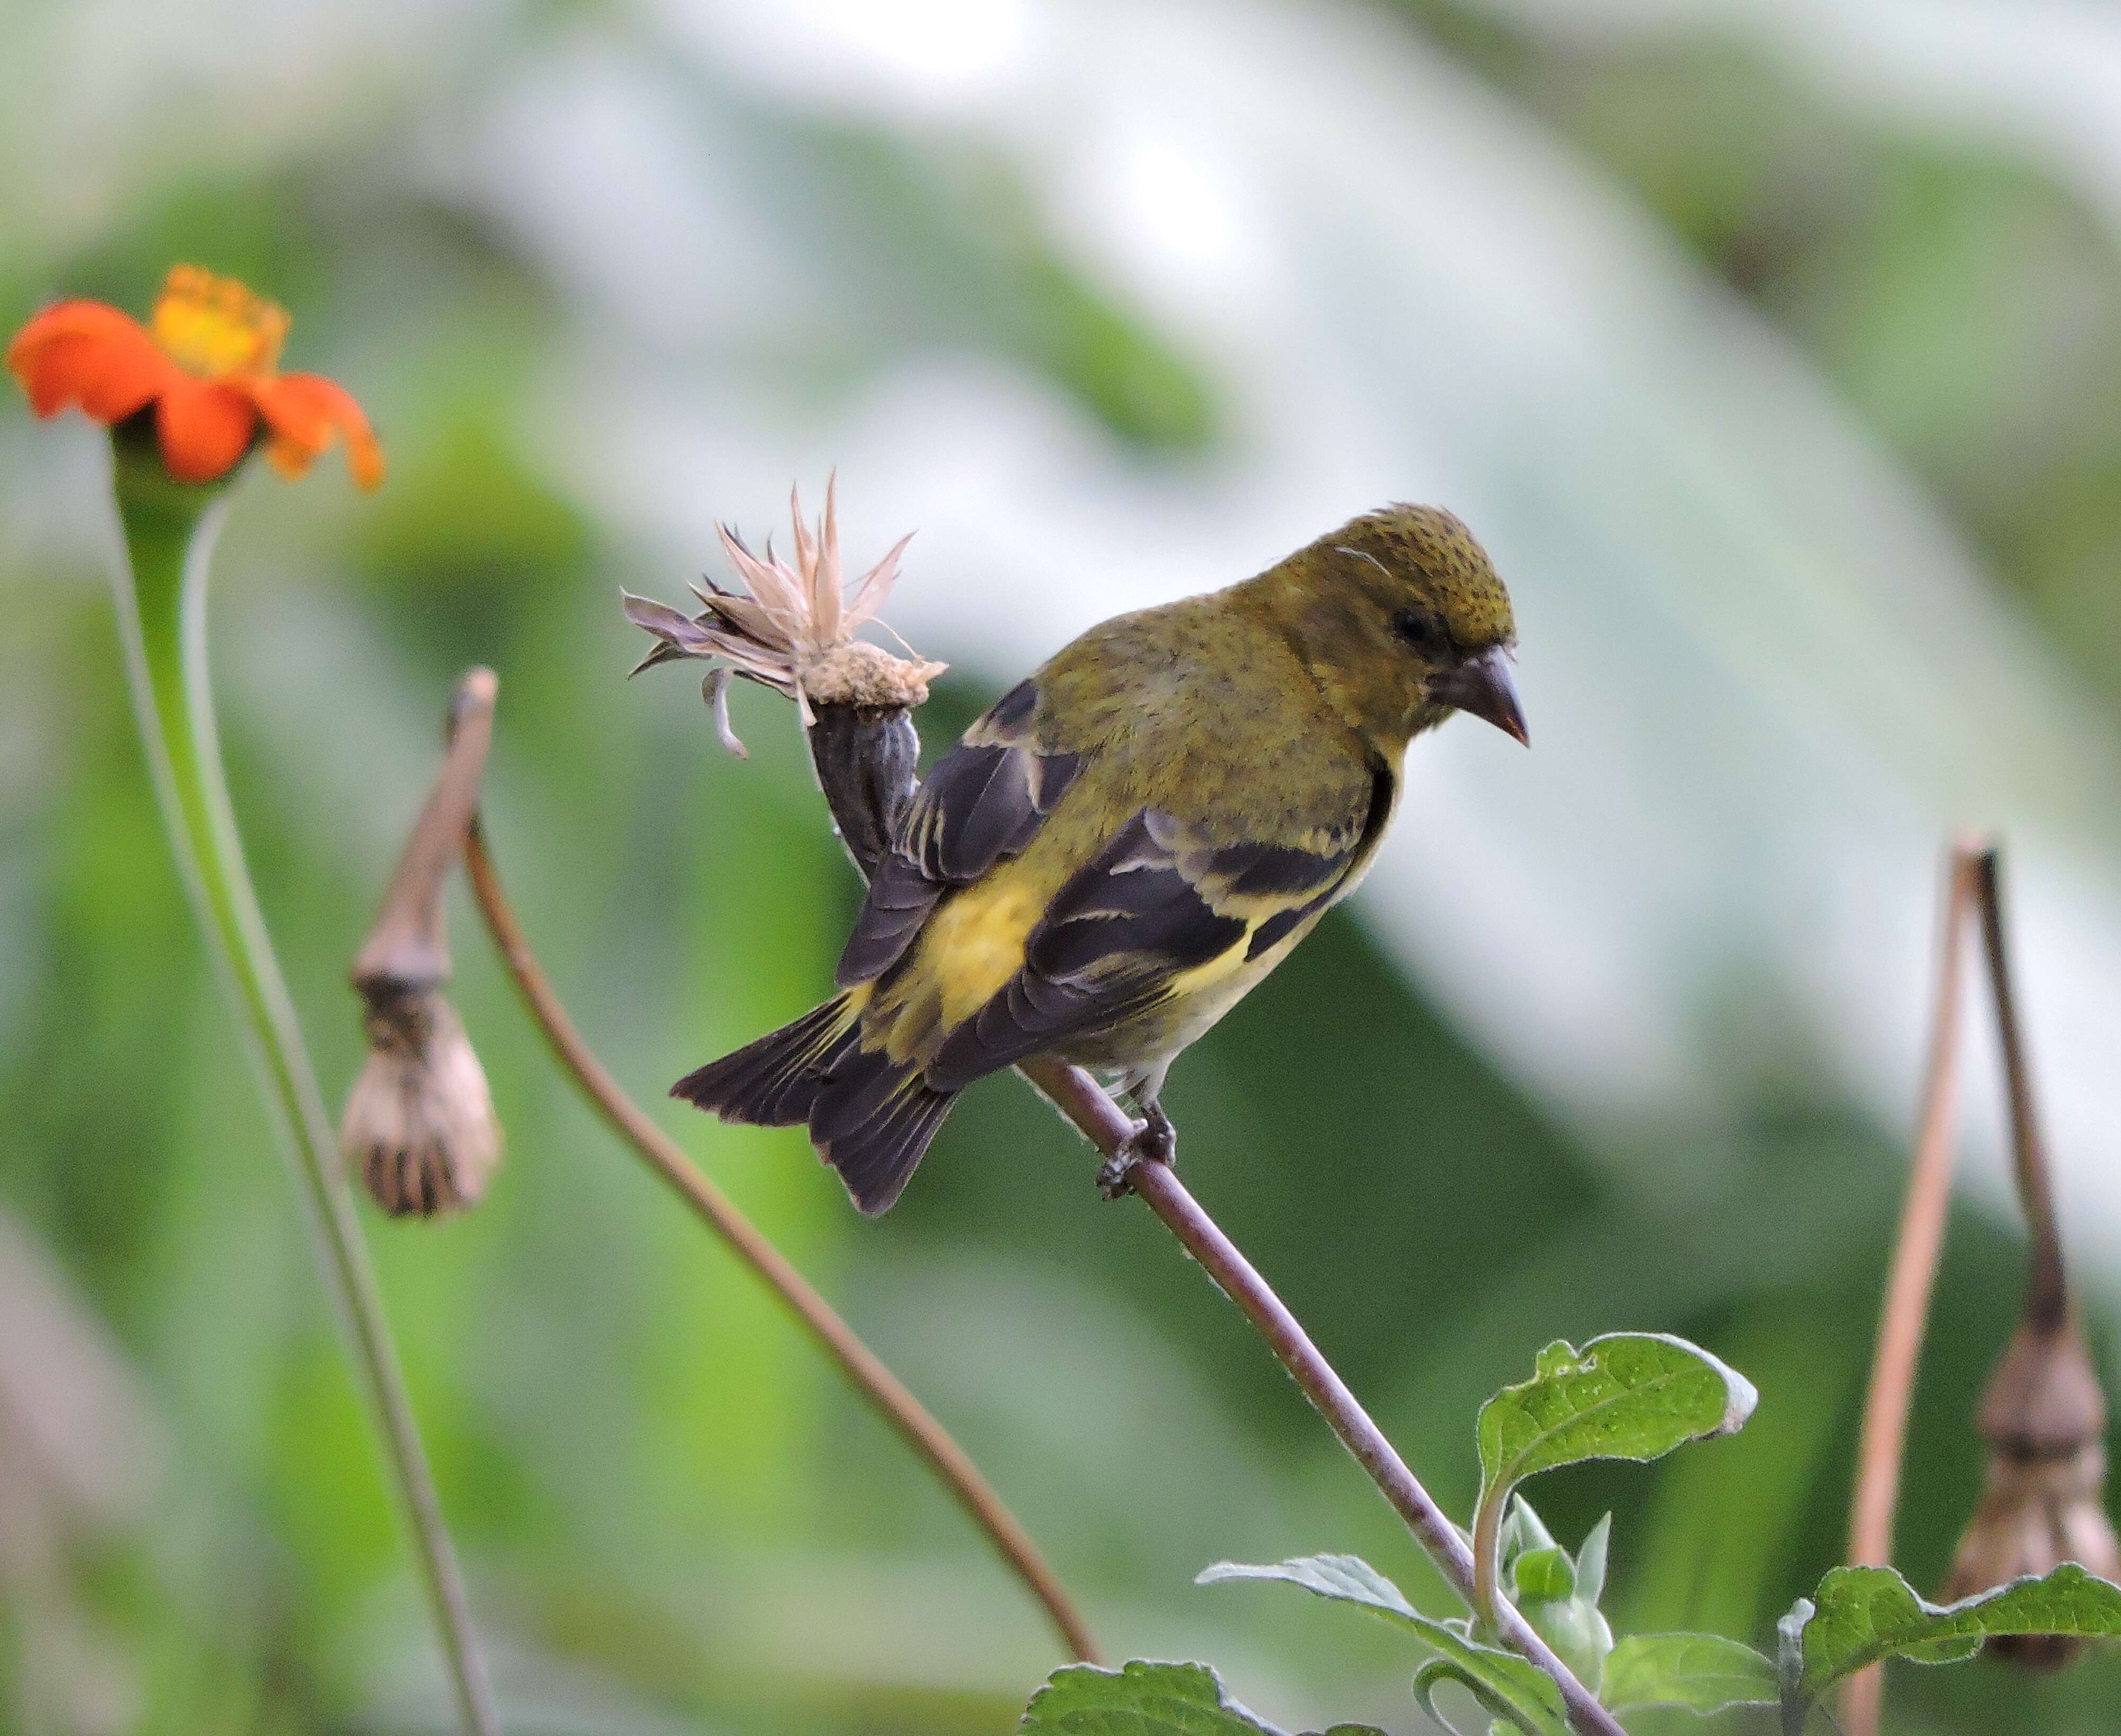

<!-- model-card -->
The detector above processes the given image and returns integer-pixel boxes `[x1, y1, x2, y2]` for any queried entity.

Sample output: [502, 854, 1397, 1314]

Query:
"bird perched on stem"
[675, 504, 1526, 1215]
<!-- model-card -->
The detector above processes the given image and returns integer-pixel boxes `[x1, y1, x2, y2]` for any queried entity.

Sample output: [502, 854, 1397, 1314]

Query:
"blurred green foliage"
[3, 3, 2118, 1734]
[1409, 0, 2121, 711]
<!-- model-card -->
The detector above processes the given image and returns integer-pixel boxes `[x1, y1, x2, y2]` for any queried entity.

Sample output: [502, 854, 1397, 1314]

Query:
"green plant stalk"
[107, 444, 498, 1736]
[1472, 1488, 1509, 1637]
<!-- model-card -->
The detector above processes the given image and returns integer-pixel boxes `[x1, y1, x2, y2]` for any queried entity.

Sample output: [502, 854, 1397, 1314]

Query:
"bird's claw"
[1096, 1105, 1176, 1200]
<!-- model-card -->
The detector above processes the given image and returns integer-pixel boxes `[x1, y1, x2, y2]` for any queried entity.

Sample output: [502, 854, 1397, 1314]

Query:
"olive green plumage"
[675, 503, 1525, 1214]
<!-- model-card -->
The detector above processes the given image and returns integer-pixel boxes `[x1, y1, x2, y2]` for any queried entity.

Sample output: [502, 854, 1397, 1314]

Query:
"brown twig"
[459, 814, 1099, 1666]
[1844, 835, 2093, 1728]
[1841, 835, 1988, 1736]
[1972, 852, 2069, 1332]
[1019, 1060, 1626, 1736]
[354, 669, 497, 991]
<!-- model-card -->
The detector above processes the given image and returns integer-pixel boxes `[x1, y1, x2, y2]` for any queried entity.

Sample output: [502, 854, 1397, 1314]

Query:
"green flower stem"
[107, 446, 499, 1736]
[1472, 1489, 1509, 1636]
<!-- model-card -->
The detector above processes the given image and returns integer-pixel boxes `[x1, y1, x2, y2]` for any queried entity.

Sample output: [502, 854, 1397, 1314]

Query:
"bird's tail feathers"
[671, 991, 863, 1127]
[672, 988, 954, 1215]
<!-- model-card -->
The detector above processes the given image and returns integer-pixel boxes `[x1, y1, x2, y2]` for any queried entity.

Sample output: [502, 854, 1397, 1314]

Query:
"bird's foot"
[1096, 1102, 1177, 1200]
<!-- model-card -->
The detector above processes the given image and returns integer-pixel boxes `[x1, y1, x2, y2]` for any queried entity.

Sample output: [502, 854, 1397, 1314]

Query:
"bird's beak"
[1435, 645, 1529, 746]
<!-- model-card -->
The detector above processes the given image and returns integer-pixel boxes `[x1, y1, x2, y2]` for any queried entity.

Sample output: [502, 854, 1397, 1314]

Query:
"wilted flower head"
[342, 668, 503, 1217]
[7, 264, 383, 489]
[1942, 1320, 2119, 1668]
[623, 477, 945, 753]
[342, 987, 502, 1218]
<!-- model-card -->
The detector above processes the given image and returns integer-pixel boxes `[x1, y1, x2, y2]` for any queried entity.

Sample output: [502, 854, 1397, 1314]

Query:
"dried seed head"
[342, 668, 502, 1218]
[622, 476, 945, 749]
[803, 639, 941, 710]
[1978, 1319, 2107, 1456]
[1941, 1320, 2117, 1668]
[341, 987, 502, 1218]
[1942, 1441, 2118, 1668]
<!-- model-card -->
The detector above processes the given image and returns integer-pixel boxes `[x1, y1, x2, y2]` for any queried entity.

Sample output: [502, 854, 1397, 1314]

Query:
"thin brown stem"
[354, 667, 496, 990]
[1841, 835, 1988, 1736]
[459, 815, 1099, 1667]
[1971, 851, 2068, 1331]
[1019, 1059, 1627, 1736]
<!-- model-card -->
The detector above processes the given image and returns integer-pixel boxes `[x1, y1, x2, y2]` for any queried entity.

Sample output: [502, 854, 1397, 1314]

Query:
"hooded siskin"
[675, 504, 1525, 1214]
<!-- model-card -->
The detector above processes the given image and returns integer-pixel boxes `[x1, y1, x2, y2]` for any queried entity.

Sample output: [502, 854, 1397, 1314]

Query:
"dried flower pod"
[1943, 1442, 2118, 1668]
[1977, 1318, 2107, 1455]
[623, 476, 944, 757]
[343, 668, 503, 1216]
[342, 987, 502, 1217]
[1942, 1321, 2118, 1668]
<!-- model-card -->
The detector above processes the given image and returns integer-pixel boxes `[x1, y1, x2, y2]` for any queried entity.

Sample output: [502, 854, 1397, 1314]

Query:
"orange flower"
[7, 265, 383, 490]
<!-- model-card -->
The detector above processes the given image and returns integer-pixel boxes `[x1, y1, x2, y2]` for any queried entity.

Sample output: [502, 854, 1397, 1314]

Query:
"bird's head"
[1249, 503, 1526, 753]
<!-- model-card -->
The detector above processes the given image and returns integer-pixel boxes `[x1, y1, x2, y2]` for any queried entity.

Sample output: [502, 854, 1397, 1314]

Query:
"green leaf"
[1471, 1337, 1755, 1639]
[1503, 1499, 1561, 1557]
[1199, 1552, 1421, 1621]
[1415, 1658, 1551, 1736]
[1574, 1515, 1612, 1610]
[1478, 1335, 1758, 1507]
[1198, 1557, 1570, 1736]
[1786, 1563, 2121, 1705]
[1019, 1660, 1383, 1735]
[1600, 1633, 1779, 1716]
[1513, 1547, 1577, 1603]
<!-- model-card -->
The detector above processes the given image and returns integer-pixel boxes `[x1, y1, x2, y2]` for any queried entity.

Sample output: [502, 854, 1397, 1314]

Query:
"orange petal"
[155, 376, 256, 484]
[6, 300, 179, 423]
[251, 371, 385, 490]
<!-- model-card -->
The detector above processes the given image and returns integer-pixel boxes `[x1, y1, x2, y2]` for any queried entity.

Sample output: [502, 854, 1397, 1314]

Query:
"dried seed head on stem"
[1846, 838, 2119, 1734]
[622, 476, 945, 752]
[341, 668, 503, 1218]
[1942, 851, 2117, 1665]
[1945, 1316, 2116, 1668]
[345, 988, 502, 1217]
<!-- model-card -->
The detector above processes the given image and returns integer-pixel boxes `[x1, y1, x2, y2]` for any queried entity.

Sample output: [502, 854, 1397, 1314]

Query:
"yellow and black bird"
[674, 504, 1525, 1214]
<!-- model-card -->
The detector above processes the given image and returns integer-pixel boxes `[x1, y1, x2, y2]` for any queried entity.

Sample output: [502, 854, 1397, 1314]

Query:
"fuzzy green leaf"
[1198, 1554, 1419, 1622]
[1019, 1660, 1382, 1735]
[1477, 1336, 1757, 1513]
[1786, 1563, 2121, 1705]
[1198, 1557, 1569, 1736]
[1415, 1658, 1554, 1736]
[1599, 1633, 1778, 1716]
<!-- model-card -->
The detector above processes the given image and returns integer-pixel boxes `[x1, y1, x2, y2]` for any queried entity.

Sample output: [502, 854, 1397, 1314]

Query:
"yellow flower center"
[150, 264, 289, 378]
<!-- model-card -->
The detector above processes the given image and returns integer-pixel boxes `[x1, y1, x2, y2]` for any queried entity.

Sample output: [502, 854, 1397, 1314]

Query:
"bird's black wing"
[924, 784, 1387, 1093]
[835, 679, 1082, 987]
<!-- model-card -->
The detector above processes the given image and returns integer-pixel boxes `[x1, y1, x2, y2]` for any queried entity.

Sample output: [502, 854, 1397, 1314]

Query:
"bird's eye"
[1392, 607, 1440, 650]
